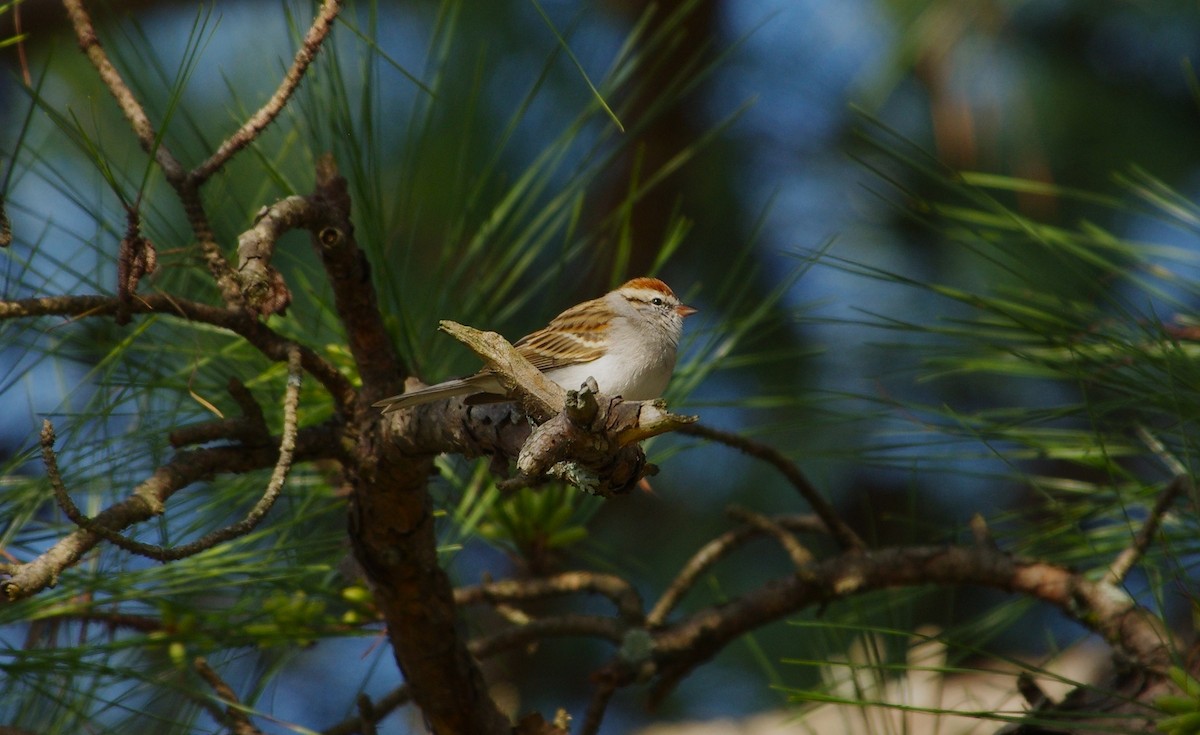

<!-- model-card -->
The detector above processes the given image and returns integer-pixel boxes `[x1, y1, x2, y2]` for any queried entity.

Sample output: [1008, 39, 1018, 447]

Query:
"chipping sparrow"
[374, 277, 696, 413]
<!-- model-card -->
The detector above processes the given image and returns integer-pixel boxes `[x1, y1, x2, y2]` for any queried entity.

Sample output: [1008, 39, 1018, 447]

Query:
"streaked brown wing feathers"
[514, 298, 609, 370]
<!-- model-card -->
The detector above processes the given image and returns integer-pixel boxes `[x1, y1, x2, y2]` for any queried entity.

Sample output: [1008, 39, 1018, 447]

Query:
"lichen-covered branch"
[235, 195, 312, 316]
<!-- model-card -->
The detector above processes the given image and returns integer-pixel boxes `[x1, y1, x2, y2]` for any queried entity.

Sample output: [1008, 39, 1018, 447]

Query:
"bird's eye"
[651, 297, 664, 306]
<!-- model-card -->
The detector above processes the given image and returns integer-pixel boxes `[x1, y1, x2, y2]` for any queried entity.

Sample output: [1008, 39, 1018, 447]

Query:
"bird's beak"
[676, 304, 698, 318]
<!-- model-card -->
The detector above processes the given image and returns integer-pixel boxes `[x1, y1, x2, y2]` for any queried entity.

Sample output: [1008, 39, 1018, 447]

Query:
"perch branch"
[678, 422, 865, 551]
[435, 323, 694, 495]
[438, 319, 565, 420]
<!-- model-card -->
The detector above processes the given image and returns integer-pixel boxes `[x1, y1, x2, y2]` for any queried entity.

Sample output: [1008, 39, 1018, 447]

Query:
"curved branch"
[726, 505, 815, 570]
[429, 322, 695, 495]
[647, 514, 827, 627]
[234, 195, 311, 316]
[3, 421, 342, 601]
[40, 345, 305, 562]
[678, 422, 866, 551]
[645, 544, 1174, 707]
[191, 0, 343, 184]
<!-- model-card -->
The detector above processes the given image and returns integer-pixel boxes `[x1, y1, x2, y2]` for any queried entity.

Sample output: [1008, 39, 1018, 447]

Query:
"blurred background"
[3, 0, 1200, 732]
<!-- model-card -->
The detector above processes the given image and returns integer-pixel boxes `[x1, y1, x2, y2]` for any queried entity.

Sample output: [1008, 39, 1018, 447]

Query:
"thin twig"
[1136, 424, 1189, 478]
[678, 423, 865, 551]
[647, 514, 827, 627]
[354, 694, 377, 735]
[41, 421, 97, 532]
[321, 686, 413, 735]
[60, 0, 185, 181]
[578, 674, 618, 735]
[193, 657, 265, 735]
[726, 505, 814, 570]
[0, 292, 355, 411]
[1105, 474, 1190, 586]
[60, 0, 243, 305]
[191, 0, 343, 183]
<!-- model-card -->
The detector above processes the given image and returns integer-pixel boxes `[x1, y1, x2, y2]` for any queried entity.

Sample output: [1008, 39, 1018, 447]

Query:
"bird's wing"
[513, 298, 609, 371]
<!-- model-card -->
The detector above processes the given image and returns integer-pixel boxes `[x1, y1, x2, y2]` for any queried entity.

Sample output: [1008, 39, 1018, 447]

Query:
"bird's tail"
[372, 378, 482, 413]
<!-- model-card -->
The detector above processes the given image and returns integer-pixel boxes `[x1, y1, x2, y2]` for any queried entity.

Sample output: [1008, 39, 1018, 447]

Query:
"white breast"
[543, 348, 675, 400]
